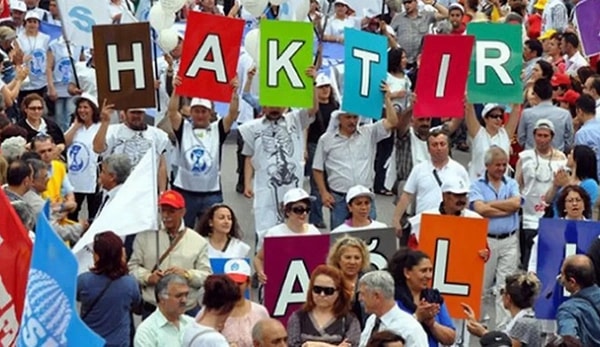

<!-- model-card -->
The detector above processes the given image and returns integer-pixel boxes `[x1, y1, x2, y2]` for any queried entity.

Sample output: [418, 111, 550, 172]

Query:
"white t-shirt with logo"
[17, 31, 50, 91]
[67, 123, 101, 193]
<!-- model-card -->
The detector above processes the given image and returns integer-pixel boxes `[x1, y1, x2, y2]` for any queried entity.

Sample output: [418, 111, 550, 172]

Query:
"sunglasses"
[291, 206, 311, 215]
[313, 285, 336, 296]
[28, 106, 44, 111]
[486, 113, 503, 119]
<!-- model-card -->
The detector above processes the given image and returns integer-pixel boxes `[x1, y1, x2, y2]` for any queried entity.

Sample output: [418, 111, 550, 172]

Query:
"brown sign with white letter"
[93, 22, 155, 110]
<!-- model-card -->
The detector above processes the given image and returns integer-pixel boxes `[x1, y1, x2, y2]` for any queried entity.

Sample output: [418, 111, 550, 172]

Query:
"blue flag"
[17, 213, 104, 346]
[40, 22, 62, 43]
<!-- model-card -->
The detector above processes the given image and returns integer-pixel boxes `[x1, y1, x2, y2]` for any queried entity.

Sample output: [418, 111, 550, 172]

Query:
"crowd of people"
[1, 0, 600, 346]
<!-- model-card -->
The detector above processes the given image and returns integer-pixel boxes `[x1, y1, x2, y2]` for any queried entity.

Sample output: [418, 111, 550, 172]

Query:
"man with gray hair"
[470, 146, 522, 329]
[358, 271, 427, 347]
[134, 274, 193, 347]
[95, 153, 132, 220]
[252, 318, 288, 347]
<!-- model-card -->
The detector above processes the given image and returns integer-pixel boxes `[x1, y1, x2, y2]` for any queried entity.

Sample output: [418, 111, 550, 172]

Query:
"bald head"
[252, 319, 287, 347]
[561, 254, 596, 292]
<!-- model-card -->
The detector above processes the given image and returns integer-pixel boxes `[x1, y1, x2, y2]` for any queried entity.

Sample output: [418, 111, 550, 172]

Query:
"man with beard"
[239, 66, 318, 238]
[93, 102, 170, 193]
[313, 82, 398, 229]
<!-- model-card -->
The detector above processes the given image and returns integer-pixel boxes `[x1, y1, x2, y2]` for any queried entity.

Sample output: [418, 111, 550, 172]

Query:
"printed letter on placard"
[433, 239, 469, 295]
[342, 28, 387, 120]
[178, 12, 244, 102]
[467, 23, 523, 103]
[93, 23, 154, 110]
[259, 20, 314, 108]
[414, 35, 474, 118]
[273, 260, 310, 316]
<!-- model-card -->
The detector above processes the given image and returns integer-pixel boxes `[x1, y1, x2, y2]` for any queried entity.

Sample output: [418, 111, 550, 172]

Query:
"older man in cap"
[93, 105, 170, 192]
[129, 190, 212, 318]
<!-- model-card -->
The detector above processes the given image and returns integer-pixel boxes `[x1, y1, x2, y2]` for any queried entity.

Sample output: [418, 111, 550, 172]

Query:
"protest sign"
[419, 214, 488, 319]
[93, 23, 155, 110]
[534, 219, 600, 319]
[264, 234, 330, 325]
[259, 20, 314, 108]
[330, 228, 397, 270]
[57, 0, 113, 47]
[574, 0, 600, 56]
[342, 28, 387, 120]
[467, 23, 523, 103]
[414, 35, 474, 118]
[178, 12, 244, 102]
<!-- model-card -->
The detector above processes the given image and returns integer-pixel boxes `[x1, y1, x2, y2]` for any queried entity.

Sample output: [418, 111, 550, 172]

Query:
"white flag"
[56, 0, 113, 47]
[72, 148, 158, 274]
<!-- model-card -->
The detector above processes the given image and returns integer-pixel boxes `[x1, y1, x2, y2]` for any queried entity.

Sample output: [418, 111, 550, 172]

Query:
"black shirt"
[307, 101, 338, 144]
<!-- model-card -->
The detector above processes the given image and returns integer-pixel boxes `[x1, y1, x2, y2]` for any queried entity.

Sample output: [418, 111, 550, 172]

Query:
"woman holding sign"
[388, 249, 456, 347]
[286, 265, 361, 347]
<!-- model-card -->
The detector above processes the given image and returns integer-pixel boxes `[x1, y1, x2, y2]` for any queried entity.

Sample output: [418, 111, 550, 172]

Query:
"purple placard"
[575, 0, 600, 56]
[263, 234, 330, 325]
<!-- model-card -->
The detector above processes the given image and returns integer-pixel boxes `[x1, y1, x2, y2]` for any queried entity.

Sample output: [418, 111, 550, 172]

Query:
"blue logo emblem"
[30, 49, 46, 75]
[186, 146, 212, 174]
[68, 142, 90, 173]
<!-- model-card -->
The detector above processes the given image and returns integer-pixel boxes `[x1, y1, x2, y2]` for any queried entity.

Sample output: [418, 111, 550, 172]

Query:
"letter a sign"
[260, 20, 314, 108]
[178, 12, 244, 102]
[93, 23, 155, 110]
[467, 23, 523, 103]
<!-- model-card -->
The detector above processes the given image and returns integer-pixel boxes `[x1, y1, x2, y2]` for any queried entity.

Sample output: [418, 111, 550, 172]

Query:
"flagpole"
[149, 0, 161, 113]
[56, 1, 81, 89]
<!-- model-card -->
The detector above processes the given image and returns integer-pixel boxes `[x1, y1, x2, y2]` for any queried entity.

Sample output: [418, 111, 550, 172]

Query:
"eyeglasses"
[313, 285, 336, 296]
[566, 198, 583, 204]
[486, 113, 503, 119]
[291, 206, 311, 215]
[28, 106, 44, 111]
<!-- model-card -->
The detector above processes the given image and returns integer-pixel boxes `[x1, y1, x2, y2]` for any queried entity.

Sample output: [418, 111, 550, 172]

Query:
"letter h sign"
[93, 23, 155, 110]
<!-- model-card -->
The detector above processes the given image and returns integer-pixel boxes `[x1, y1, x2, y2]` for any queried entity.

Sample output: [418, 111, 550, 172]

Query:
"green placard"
[467, 23, 523, 103]
[259, 20, 314, 108]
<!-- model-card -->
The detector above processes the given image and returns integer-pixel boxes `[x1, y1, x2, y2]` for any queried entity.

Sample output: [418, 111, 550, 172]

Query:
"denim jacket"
[557, 285, 600, 346]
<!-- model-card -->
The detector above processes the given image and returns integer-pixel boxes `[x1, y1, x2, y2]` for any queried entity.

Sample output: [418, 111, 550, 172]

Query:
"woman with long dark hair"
[64, 93, 102, 221]
[196, 203, 250, 258]
[77, 231, 141, 347]
[387, 248, 455, 347]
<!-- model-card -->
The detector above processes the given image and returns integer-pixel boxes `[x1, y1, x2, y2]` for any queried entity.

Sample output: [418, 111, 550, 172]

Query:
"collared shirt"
[541, 0, 568, 33]
[575, 118, 600, 181]
[313, 121, 390, 193]
[522, 57, 541, 85]
[133, 309, 194, 347]
[517, 100, 573, 152]
[469, 175, 521, 234]
[564, 51, 589, 77]
[403, 158, 470, 214]
[359, 305, 428, 347]
[390, 11, 436, 63]
[557, 285, 600, 346]
[128, 221, 212, 309]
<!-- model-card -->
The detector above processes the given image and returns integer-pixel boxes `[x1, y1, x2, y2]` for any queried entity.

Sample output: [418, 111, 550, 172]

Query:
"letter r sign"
[467, 23, 523, 104]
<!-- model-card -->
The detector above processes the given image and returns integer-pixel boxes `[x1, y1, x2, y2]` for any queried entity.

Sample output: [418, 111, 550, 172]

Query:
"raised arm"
[504, 103, 521, 138]
[222, 78, 240, 133]
[167, 76, 183, 132]
[465, 102, 481, 139]
[92, 100, 114, 154]
[381, 82, 398, 130]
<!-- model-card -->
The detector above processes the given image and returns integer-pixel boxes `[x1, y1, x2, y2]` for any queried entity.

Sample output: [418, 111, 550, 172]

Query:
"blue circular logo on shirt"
[68, 142, 90, 173]
[30, 49, 46, 76]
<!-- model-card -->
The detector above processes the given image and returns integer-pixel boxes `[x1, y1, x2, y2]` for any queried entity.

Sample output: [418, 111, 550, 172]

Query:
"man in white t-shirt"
[392, 129, 469, 237]
[93, 106, 170, 193]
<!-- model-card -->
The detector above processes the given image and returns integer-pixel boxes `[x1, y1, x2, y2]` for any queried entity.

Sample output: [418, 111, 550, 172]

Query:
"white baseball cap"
[315, 74, 331, 88]
[74, 93, 99, 108]
[283, 188, 315, 206]
[224, 258, 251, 283]
[345, 185, 375, 204]
[448, 3, 465, 13]
[441, 177, 470, 194]
[190, 98, 212, 110]
[481, 103, 505, 117]
[534, 118, 555, 134]
[10, 1, 26, 13]
[333, 0, 350, 6]
[24, 10, 41, 21]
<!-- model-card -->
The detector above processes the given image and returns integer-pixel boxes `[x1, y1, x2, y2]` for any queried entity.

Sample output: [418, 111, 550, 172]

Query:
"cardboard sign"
[264, 234, 330, 325]
[419, 214, 488, 319]
[93, 23, 155, 110]
[178, 12, 244, 102]
[210, 258, 251, 299]
[467, 23, 523, 103]
[534, 219, 600, 319]
[574, 0, 600, 56]
[330, 228, 397, 270]
[259, 20, 314, 108]
[342, 28, 388, 120]
[414, 35, 474, 118]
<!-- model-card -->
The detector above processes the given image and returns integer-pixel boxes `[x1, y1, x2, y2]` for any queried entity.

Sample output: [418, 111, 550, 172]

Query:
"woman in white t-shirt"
[64, 93, 101, 221]
[322, 0, 358, 43]
[16, 11, 50, 99]
[465, 102, 520, 180]
[332, 185, 387, 233]
[182, 275, 241, 347]
[253, 188, 321, 284]
[386, 47, 411, 109]
[196, 203, 251, 258]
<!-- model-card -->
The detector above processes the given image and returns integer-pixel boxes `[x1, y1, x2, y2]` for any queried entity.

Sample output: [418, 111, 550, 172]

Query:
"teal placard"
[259, 20, 314, 108]
[467, 23, 523, 103]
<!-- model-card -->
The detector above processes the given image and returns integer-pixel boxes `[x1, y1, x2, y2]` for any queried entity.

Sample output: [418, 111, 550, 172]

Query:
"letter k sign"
[267, 39, 305, 89]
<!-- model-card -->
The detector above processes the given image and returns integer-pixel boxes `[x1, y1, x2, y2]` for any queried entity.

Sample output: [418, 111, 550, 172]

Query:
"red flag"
[0, 190, 33, 346]
[177, 12, 244, 102]
[414, 34, 474, 118]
